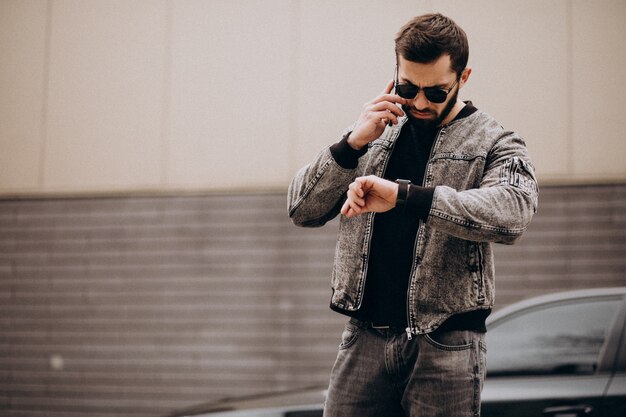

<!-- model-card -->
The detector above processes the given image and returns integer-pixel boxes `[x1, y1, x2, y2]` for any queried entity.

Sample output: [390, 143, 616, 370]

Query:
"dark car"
[170, 287, 626, 417]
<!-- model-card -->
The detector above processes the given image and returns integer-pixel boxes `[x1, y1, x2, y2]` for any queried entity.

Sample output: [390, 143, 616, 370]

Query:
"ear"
[459, 67, 472, 88]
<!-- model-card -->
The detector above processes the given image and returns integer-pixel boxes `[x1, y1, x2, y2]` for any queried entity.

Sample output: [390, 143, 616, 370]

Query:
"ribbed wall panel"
[1, 184, 625, 416]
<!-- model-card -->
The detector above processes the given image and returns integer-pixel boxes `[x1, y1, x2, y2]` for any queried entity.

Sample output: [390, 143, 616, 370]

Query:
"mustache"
[402, 104, 435, 115]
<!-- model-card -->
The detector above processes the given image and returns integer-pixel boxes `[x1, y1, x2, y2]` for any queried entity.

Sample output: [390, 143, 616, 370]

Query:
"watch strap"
[395, 179, 411, 207]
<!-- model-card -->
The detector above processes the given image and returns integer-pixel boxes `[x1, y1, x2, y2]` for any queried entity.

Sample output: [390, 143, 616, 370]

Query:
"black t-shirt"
[356, 119, 438, 326]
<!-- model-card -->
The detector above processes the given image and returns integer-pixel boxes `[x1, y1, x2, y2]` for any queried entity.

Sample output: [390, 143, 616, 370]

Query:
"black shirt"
[356, 119, 437, 327]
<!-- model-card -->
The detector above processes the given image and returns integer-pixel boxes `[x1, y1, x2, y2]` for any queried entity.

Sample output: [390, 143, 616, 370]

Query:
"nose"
[411, 90, 431, 110]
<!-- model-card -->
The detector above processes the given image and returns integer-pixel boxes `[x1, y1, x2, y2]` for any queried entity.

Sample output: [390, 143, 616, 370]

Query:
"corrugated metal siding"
[0, 195, 342, 416]
[493, 184, 626, 306]
[1, 184, 625, 416]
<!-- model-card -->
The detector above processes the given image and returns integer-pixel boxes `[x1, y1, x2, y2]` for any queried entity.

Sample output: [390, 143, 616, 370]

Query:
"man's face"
[396, 55, 465, 127]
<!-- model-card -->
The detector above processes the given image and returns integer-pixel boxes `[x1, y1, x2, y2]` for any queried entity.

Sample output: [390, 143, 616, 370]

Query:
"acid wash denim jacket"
[288, 109, 538, 337]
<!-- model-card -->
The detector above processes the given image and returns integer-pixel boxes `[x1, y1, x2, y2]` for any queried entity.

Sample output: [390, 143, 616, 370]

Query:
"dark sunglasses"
[394, 66, 459, 103]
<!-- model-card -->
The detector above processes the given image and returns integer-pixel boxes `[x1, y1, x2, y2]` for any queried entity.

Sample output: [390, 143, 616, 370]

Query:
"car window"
[486, 298, 622, 376]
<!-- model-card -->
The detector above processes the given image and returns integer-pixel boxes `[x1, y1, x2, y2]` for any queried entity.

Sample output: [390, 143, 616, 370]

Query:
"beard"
[403, 87, 459, 127]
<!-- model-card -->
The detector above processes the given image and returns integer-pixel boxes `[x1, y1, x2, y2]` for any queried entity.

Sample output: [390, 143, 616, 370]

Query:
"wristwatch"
[395, 179, 411, 207]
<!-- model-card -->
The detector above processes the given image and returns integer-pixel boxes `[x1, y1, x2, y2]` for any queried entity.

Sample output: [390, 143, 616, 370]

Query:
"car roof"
[487, 287, 626, 325]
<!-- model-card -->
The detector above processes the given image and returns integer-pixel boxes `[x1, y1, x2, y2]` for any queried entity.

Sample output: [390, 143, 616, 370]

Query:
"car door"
[603, 372, 626, 417]
[481, 294, 625, 417]
[599, 296, 626, 417]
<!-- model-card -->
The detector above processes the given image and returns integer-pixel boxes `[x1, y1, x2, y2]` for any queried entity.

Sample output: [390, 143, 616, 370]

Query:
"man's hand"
[341, 175, 399, 218]
[347, 81, 407, 150]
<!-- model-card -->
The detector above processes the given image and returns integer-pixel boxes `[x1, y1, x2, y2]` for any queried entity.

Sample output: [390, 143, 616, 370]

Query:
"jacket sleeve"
[428, 133, 539, 244]
[288, 146, 358, 228]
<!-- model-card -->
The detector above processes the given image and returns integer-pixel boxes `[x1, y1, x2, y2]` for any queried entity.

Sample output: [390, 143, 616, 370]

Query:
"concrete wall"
[1, 0, 625, 196]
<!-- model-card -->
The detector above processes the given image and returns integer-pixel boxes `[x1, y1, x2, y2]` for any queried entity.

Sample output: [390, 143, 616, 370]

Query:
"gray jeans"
[323, 318, 487, 417]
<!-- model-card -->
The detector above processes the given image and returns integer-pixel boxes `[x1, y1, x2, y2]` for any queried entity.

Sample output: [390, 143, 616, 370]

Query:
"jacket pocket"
[468, 242, 486, 305]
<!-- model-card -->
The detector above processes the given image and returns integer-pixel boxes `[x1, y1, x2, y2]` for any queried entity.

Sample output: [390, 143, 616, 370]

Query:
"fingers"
[349, 81, 407, 147]
[340, 179, 364, 217]
[362, 110, 399, 128]
[370, 100, 405, 116]
[378, 79, 405, 104]
[341, 198, 364, 218]
[341, 175, 398, 218]
[362, 98, 405, 127]
[368, 81, 406, 109]
[347, 180, 365, 206]
[341, 177, 374, 217]
[372, 93, 406, 107]
[340, 199, 357, 217]
[370, 101, 405, 122]
[367, 82, 407, 125]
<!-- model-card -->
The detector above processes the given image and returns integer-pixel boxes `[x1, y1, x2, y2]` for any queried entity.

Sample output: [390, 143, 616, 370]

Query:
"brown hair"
[395, 13, 469, 76]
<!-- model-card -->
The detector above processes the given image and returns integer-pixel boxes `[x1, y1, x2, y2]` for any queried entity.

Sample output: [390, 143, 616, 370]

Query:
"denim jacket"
[288, 110, 538, 336]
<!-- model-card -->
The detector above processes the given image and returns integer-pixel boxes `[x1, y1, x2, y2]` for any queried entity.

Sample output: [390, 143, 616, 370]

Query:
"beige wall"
[1, 0, 625, 196]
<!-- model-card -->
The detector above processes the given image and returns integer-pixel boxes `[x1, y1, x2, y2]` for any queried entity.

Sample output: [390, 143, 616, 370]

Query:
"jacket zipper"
[477, 244, 486, 304]
[355, 124, 404, 310]
[405, 126, 446, 340]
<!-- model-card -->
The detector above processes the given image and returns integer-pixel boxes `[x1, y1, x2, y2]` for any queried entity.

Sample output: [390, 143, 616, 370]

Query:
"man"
[288, 13, 538, 417]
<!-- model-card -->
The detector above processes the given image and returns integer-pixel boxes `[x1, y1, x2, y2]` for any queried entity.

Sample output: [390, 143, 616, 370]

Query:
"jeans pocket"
[424, 329, 474, 351]
[338, 319, 362, 350]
